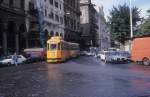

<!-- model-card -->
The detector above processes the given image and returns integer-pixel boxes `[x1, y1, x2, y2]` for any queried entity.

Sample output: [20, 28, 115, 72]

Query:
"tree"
[108, 4, 141, 44]
[141, 9, 150, 35]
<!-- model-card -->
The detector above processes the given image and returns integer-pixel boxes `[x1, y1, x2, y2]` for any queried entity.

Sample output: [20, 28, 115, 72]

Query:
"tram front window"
[50, 44, 57, 50]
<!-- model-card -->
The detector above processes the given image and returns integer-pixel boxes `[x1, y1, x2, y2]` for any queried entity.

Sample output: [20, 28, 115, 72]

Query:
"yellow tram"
[47, 36, 80, 63]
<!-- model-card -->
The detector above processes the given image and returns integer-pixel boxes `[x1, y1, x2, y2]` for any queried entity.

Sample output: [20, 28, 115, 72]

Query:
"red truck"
[131, 36, 150, 66]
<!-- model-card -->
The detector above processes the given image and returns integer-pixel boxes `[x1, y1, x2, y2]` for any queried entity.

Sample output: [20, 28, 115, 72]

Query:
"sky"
[92, 0, 150, 19]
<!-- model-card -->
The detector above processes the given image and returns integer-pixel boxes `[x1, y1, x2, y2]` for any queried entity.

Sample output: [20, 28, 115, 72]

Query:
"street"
[0, 56, 150, 97]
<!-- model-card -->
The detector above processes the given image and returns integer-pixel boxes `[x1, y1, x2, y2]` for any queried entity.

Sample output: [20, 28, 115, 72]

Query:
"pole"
[130, 0, 133, 38]
[129, 0, 133, 52]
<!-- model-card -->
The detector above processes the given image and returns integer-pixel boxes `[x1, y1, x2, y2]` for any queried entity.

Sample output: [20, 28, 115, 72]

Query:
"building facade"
[64, 0, 81, 43]
[25, 0, 40, 48]
[96, 7, 110, 51]
[25, 0, 65, 48]
[42, 0, 65, 38]
[80, 0, 99, 50]
[0, 0, 26, 55]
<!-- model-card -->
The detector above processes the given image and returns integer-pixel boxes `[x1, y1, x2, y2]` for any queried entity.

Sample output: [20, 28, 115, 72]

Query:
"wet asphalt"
[0, 56, 150, 97]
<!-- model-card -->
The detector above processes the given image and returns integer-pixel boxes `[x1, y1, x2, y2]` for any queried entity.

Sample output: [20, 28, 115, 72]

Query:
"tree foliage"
[108, 4, 140, 44]
[141, 9, 150, 35]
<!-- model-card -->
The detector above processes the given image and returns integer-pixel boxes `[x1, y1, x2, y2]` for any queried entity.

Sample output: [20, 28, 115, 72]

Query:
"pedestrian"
[12, 52, 18, 66]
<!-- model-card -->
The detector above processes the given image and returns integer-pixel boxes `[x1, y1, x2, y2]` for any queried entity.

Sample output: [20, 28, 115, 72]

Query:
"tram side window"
[71, 45, 75, 50]
[47, 43, 49, 50]
[66, 43, 69, 50]
[58, 43, 61, 50]
[50, 44, 57, 50]
[71, 45, 78, 50]
[62, 44, 65, 50]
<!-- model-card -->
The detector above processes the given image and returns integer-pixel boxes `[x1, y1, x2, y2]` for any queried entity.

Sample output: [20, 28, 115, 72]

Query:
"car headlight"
[0, 61, 5, 64]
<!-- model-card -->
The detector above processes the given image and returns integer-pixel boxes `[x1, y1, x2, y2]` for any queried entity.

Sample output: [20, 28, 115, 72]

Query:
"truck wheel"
[143, 58, 150, 66]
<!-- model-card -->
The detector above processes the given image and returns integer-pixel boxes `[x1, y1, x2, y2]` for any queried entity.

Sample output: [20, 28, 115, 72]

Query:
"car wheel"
[7, 62, 11, 66]
[22, 61, 25, 65]
[104, 59, 107, 63]
[143, 58, 150, 66]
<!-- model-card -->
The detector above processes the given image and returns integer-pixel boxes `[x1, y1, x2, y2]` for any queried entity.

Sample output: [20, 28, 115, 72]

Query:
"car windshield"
[108, 52, 121, 56]
[0, 56, 12, 60]
[120, 52, 130, 57]
[105, 52, 115, 56]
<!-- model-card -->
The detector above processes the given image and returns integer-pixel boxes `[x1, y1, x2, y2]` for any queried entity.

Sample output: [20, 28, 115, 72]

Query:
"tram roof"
[47, 36, 64, 43]
[47, 36, 79, 45]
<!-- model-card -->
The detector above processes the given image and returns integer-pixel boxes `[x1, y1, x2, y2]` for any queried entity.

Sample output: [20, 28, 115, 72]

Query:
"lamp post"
[130, 0, 133, 38]
[129, 0, 133, 52]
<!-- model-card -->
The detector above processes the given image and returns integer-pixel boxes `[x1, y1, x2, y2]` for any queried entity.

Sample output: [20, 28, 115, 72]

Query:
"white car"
[110, 53, 128, 63]
[99, 51, 111, 62]
[99, 51, 129, 63]
[106, 51, 129, 63]
[0, 55, 27, 65]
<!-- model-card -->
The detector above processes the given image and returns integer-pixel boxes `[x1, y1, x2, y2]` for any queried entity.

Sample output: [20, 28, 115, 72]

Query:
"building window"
[49, 0, 53, 5]
[20, 0, 25, 10]
[9, 0, 13, 7]
[55, 14, 59, 22]
[49, 12, 54, 19]
[29, 2, 34, 11]
[74, 20, 76, 30]
[77, 22, 80, 30]
[60, 4, 62, 10]
[56, 32, 59, 36]
[55, 1, 58, 8]
[60, 17, 63, 24]
[45, 9, 47, 16]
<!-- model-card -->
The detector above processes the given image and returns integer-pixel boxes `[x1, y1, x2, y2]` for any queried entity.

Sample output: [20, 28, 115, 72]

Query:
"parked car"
[80, 51, 93, 56]
[109, 51, 130, 63]
[97, 51, 105, 58]
[25, 54, 42, 63]
[99, 51, 111, 62]
[119, 51, 131, 62]
[80, 51, 88, 56]
[99, 51, 130, 64]
[108, 48, 120, 51]
[23, 48, 46, 62]
[86, 52, 93, 56]
[0, 55, 26, 65]
[89, 47, 98, 56]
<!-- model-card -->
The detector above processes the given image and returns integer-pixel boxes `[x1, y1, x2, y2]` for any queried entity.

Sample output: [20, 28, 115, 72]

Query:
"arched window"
[56, 32, 59, 36]
[60, 33, 63, 37]
[44, 29, 49, 40]
[50, 31, 54, 37]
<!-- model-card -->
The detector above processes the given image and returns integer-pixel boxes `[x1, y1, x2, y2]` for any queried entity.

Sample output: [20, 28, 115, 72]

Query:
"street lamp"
[130, 0, 133, 38]
[129, 0, 134, 52]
